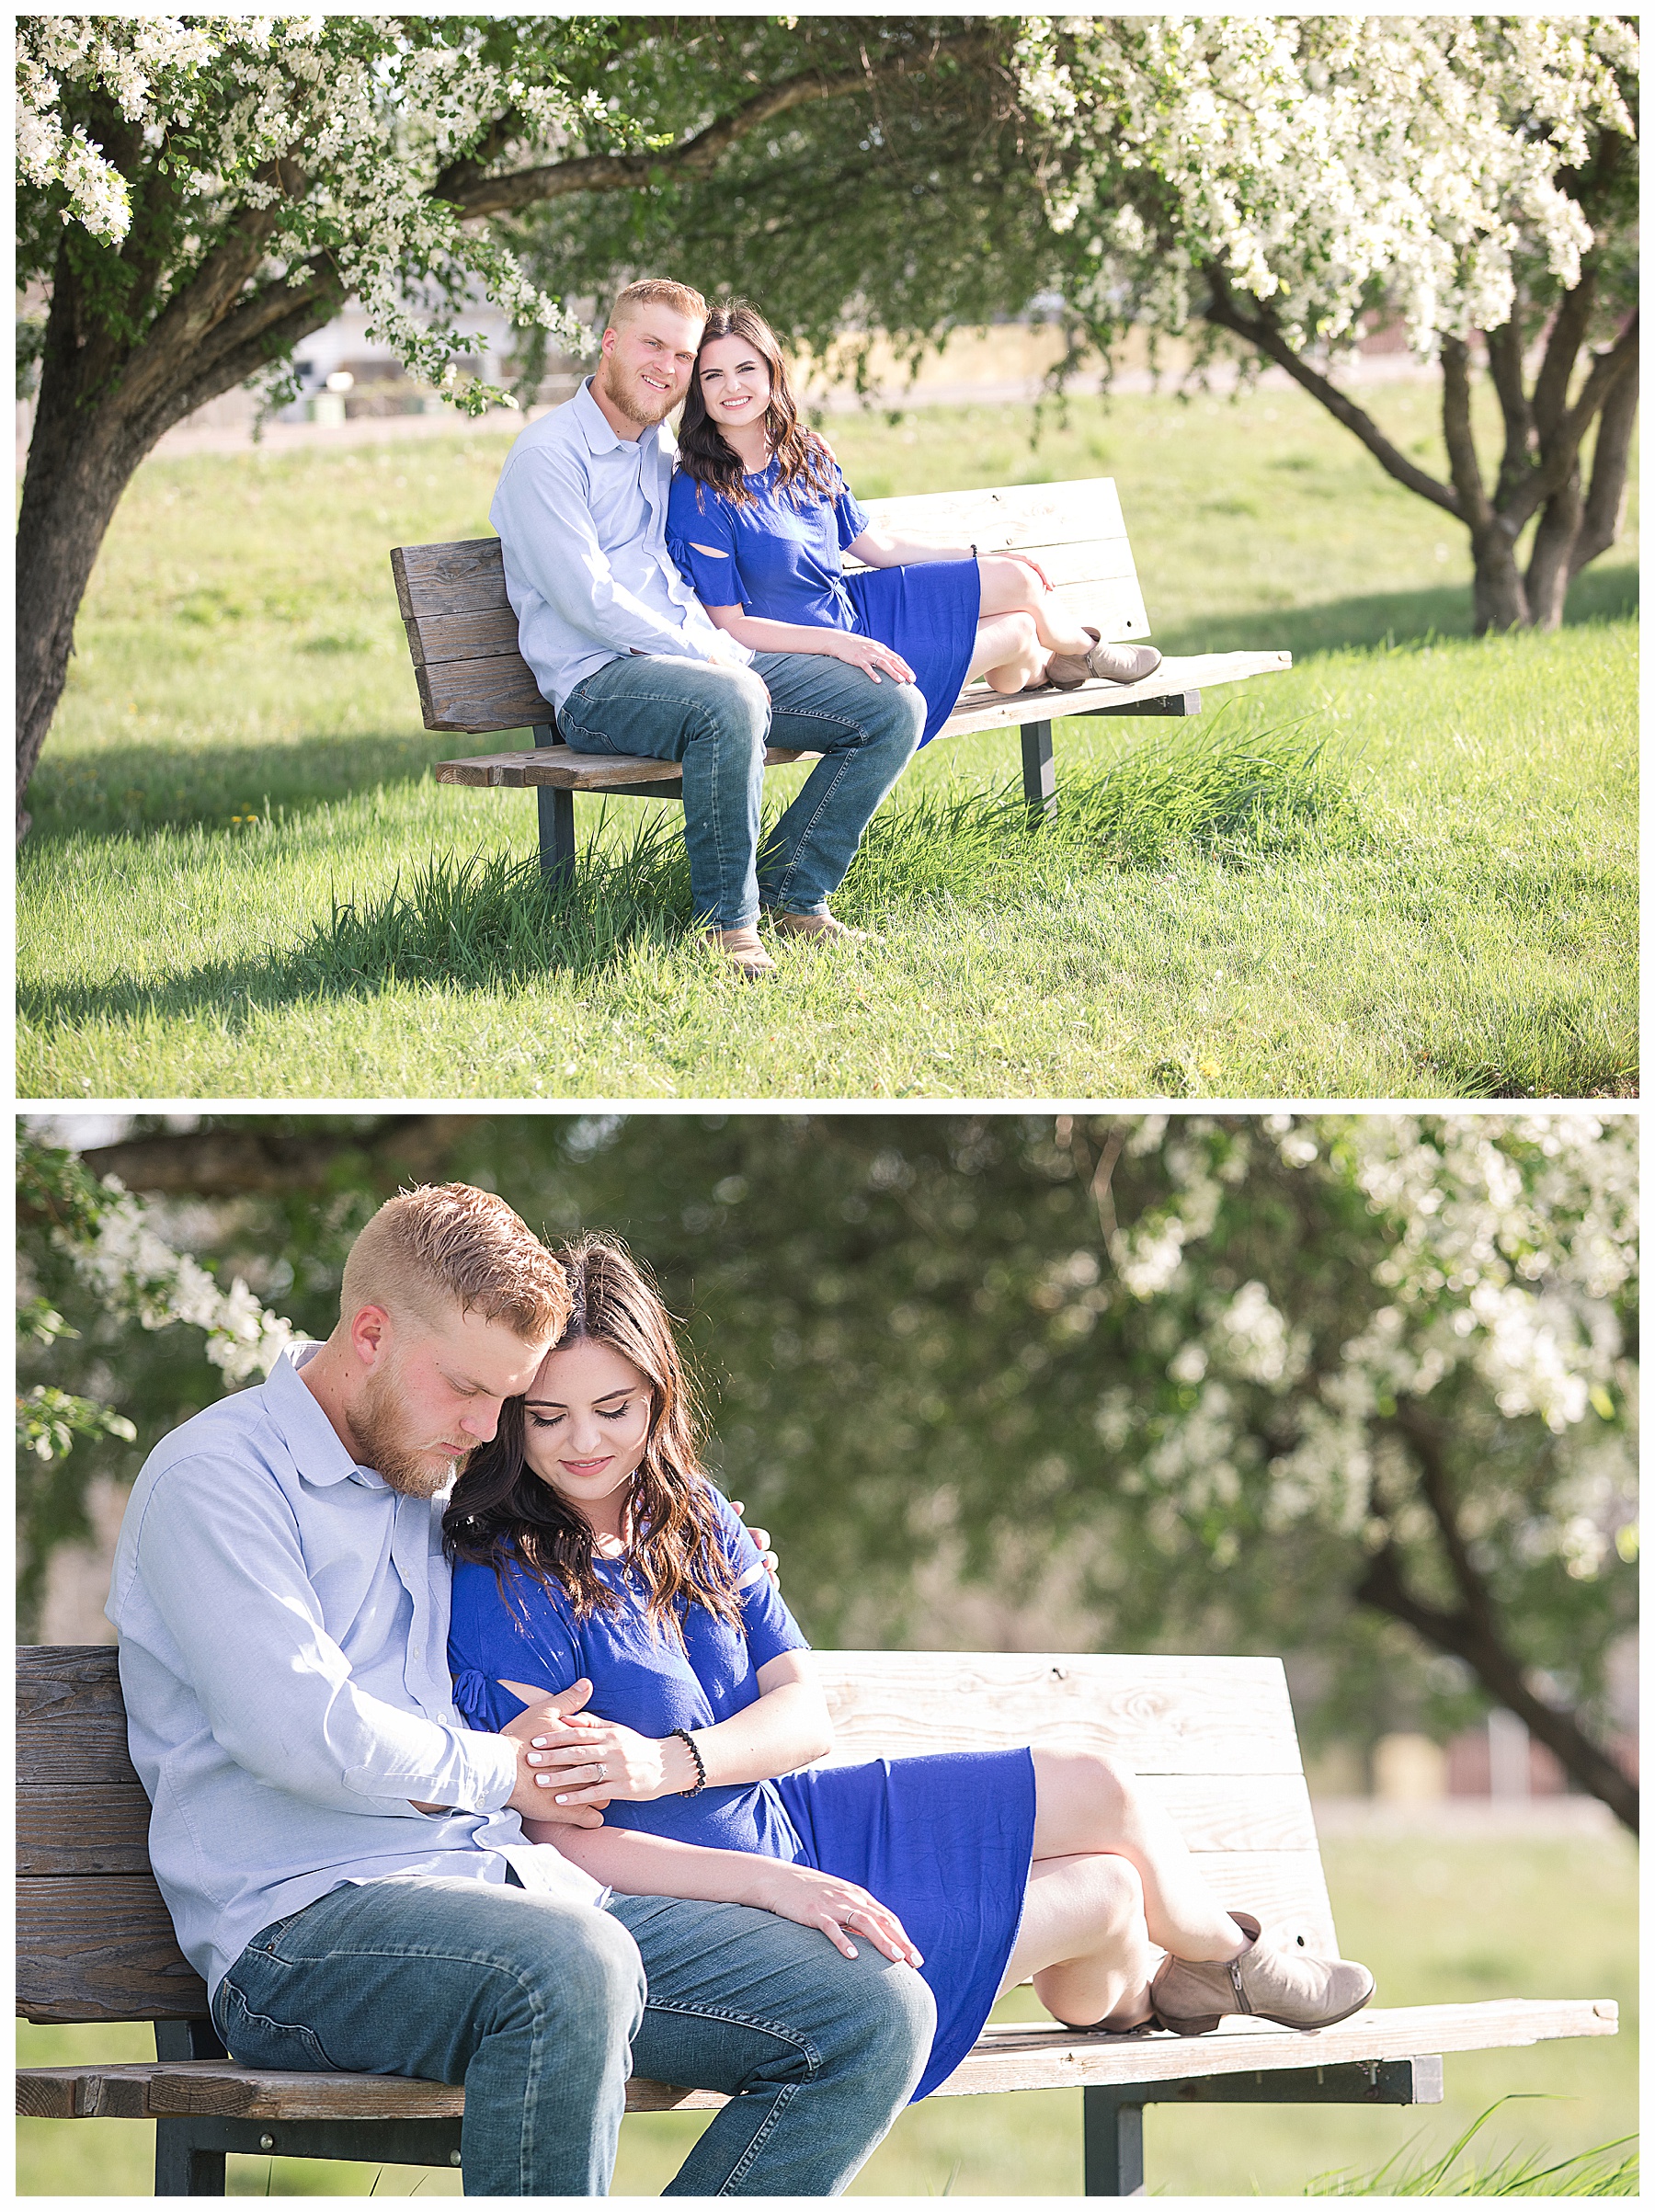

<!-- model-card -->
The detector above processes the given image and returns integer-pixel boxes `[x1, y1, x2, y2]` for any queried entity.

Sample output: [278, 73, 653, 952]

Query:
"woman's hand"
[822, 631, 915, 685]
[497, 1681, 692, 1807]
[745, 1859, 924, 1966]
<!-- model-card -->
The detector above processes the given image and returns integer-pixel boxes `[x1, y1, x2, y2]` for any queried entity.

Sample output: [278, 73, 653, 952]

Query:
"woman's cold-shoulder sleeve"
[831, 464, 872, 552]
[667, 473, 743, 606]
[447, 1558, 582, 1732]
[709, 1490, 811, 1669]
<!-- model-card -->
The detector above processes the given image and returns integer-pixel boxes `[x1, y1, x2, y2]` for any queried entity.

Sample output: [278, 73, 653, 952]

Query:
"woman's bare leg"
[966, 609, 1049, 693]
[998, 1853, 1158, 2028]
[977, 555, 1094, 656]
[1031, 1749, 1248, 1962]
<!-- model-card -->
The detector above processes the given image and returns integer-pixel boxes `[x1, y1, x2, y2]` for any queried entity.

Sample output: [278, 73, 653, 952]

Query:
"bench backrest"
[17, 1644, 1334, 2027]
[392, 479, 1152, 737]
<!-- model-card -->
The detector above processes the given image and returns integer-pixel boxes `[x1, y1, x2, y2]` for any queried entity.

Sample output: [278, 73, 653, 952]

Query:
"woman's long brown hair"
[442, 1234, 744, 1636]
[676, 298, 838, 510]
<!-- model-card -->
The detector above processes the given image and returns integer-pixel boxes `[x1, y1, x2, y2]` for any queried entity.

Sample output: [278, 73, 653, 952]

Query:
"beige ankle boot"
[1150, 1912, 1375, 2036]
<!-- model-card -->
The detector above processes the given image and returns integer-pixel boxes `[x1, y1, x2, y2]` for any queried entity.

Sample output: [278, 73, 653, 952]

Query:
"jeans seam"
[641, 1998, 820, 2195]
[766, 746, 861, 906]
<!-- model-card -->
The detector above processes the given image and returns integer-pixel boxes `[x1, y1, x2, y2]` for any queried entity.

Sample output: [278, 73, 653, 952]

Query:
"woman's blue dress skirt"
[846, 559, 981, 746]
[775, 1747, 1036, 2100]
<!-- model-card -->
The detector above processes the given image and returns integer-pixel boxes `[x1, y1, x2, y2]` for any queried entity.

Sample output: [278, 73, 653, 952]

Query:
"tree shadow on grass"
[1154, 561, 1638, 661]
[26, 727, 494, 842]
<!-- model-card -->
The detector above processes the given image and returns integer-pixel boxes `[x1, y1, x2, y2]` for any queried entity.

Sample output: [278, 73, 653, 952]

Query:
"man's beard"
[595, 353, 677, 429]
[351, 1367, 469, 1499]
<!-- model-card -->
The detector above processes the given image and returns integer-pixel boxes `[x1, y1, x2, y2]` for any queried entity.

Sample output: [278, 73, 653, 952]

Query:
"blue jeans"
[211, 1878, 934, 2196]
[556, 651, 924, 929]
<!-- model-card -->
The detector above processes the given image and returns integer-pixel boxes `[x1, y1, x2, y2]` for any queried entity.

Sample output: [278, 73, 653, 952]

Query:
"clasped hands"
[498, 1676, 699, 1824]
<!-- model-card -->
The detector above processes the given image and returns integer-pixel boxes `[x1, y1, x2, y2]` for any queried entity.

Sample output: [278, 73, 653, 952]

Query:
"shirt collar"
[572, 375, 662, 463]
[265, 1343, 379, 1489]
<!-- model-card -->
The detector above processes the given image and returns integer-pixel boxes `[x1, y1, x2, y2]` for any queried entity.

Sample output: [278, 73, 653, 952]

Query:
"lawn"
[17, 377, 1637, 1100]
[17, 1826, 1637, 2195]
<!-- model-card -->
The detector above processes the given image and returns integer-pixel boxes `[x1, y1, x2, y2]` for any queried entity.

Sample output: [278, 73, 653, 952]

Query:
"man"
[491, 279, 925, 979]
[108, 1183, 932, 2195]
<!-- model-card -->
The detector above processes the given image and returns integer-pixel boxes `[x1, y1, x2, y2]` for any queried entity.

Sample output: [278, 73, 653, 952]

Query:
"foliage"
[16, 14, 620, 410]
[17, 1114, 1637, 1822]
[1017, 17, 1637, 363]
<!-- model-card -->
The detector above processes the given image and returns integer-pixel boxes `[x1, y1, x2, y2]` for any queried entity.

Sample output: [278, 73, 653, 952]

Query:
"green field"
[17, 377, 1637, 1100]
[17, 1827, 1636, 2195]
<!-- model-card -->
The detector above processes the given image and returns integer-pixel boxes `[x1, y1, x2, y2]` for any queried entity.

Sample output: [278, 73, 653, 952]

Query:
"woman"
[664, 301, 1162, 747]
[445, 1237, 1373, 2103]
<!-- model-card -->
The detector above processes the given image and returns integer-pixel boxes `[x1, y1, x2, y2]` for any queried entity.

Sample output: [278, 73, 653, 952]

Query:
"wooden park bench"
[393, 480, 1293, 885]
[19, 1645, 1615, 2196]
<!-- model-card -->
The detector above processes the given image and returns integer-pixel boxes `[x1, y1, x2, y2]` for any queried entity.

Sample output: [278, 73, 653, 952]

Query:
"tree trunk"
[1468, 525, 1531, 633]
[1524, 469, 1585, 632]
[15, 328, 145, 843]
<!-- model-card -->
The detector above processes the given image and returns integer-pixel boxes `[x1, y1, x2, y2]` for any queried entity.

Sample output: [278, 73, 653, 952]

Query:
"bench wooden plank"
[403, 606, 522, 667]
[433, 653, 1292, 792]
[391, 540, 508, 621]
[415, 653, 551, 733]
[18, 1645, 139, 1788]
[816, 1653, 1307, 1772]
[18, 1876, 208, 2023]
[17, 2001, 1616, 2123]
[19, 1783, 154, 1876]
[435, 743, 818, 792]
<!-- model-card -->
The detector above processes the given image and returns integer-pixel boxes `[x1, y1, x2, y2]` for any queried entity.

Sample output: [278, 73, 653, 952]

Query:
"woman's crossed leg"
[999, 1749, 1248, 2029]
[967, 556, 1101, 692]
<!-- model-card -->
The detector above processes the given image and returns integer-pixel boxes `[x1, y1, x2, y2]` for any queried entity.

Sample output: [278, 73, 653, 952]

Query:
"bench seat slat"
[17, 2001, 1616, 2123]
[432, 655, 1290, 794]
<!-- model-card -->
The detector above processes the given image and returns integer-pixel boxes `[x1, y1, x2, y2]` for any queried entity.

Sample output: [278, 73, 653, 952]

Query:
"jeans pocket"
[213, 1958, 338, 2072]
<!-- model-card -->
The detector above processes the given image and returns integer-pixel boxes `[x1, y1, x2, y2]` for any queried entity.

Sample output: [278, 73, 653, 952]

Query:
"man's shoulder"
[502, 395, 592, 472]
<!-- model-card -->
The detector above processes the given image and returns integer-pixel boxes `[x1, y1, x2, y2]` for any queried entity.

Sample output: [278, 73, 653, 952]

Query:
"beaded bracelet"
[669, 1727, 707, 1797]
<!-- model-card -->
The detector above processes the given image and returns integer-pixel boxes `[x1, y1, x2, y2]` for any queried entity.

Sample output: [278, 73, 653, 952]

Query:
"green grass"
[17, 378, 1637, 1099]
[17, 1828, 1636, 2195]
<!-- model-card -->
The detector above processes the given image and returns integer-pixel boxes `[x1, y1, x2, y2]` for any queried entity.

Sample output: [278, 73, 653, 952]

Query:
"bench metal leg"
[1080, 2057, 1443, 2195]
[1021, 719, 1056, 824]
[1084, 2089, 1145, 2195]
[532, 720, 576, 888]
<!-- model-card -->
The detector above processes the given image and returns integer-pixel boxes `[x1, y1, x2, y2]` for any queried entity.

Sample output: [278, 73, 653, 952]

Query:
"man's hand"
[728, 1500, 779, 1590]
[498, 1686, 699, 1807]
[499, 1678, 607, 1827]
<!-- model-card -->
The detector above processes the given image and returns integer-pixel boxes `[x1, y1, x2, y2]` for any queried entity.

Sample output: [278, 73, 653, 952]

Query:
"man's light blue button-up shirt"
[108, 1344, 606, 2002]
[488, 377, 752, 714]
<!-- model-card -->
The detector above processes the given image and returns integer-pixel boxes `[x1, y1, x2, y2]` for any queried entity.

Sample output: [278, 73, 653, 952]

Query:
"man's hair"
[340, 1184, 571, 1343]
[609, 278, 708, 330]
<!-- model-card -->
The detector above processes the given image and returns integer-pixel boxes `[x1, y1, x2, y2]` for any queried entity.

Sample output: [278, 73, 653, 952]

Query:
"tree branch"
[1503, 314, 1639, 532]
[1439, 336, 1494, 535]
[1483, 317, 1535, 508]
[1200, 268, 1463, 519]
[1354, 1542, 1637, 1831]
[1569, 344, 1639, 579]
[1530, 268, 1599, 446]
[446, 28, 1003, 219]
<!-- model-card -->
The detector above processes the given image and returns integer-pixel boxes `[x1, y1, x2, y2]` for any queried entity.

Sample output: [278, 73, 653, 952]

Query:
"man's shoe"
[702, 926, 778, 979]
[770, 910, 881, 946]
[1045, 628, 1165, 688]
[1150, 1913, 1375, 2037]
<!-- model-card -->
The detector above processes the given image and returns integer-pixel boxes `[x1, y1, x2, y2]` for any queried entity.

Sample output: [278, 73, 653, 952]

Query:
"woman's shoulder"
[450, 1551, 574, 1635]
[668, 466, 732, 518]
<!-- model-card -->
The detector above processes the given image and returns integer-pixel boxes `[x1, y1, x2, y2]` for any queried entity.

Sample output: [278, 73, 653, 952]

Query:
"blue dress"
[666, 456, 980, 746]
[448, 1490, 1034, 2101]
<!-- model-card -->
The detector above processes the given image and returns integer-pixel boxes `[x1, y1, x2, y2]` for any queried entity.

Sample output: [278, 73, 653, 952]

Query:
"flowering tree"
[14, 14, 994, 838]
[19, 1112, 1637, 1830]
[1016, 16, 1639, 634]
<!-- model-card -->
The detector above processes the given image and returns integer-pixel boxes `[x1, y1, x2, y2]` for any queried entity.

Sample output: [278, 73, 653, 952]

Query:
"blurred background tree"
[17, 1111, 1636, 1830]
